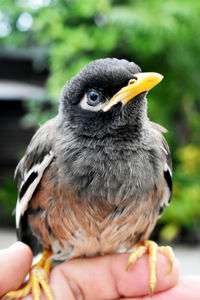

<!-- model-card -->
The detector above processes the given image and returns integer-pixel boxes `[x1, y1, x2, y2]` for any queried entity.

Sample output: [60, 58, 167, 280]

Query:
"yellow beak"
[103, 72, 163, 112]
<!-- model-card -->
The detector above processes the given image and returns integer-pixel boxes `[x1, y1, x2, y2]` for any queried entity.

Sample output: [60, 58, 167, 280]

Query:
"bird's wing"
[15, 118, 56, 245]
[149, 121, 172, 216]
[148, 120, 168, 134]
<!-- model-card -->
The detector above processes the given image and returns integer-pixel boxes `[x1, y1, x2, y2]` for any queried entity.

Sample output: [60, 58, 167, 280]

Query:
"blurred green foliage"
[0, 178, 17, 214]
[0, 178, 17, 226]
[0, 0, 200, 241]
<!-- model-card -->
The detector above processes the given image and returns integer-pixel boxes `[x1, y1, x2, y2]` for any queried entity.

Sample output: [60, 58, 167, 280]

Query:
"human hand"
[0, 242, 199, 300]
[0, 242, 32, 298]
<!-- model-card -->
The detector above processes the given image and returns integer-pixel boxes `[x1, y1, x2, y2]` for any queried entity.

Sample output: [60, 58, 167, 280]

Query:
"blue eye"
[87, 90, 101, 106]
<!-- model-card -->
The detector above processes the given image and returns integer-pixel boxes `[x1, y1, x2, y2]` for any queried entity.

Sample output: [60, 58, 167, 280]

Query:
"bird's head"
[59, 58, 163, 137]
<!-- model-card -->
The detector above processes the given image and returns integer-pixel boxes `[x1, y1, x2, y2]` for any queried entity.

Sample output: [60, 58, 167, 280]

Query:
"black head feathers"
[58, 58, 162, 136]
[60, 58, 141, 106]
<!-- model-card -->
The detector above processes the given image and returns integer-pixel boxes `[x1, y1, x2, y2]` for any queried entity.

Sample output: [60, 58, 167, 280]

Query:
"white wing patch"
[158, 163, 172, 217]
[164, 162, 172, 177]
[16, 151, 54, 228]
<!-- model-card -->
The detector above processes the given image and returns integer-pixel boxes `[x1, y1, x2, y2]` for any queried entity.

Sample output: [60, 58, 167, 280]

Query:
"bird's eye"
[87, 90, 101, 106]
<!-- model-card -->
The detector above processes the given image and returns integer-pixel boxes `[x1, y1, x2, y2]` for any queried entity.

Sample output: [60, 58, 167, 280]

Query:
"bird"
[3, 58, 174, 300]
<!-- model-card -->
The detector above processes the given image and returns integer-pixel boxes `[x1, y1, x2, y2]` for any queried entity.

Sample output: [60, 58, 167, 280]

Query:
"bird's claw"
[126, 240, 175, 297]
[1, 250, 54, 300]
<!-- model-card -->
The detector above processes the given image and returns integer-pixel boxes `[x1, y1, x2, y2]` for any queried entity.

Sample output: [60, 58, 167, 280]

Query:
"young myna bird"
[3, 58, 174, 300]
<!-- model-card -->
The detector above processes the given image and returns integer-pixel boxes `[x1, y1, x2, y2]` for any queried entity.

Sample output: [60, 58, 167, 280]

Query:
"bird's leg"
[1, 250, 54, 300]
[126, 240, 175, 297]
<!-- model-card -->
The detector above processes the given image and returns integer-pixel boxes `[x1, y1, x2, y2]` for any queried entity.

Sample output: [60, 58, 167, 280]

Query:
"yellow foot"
[126, 240, 175, 297]
[2, 250, 54, 300]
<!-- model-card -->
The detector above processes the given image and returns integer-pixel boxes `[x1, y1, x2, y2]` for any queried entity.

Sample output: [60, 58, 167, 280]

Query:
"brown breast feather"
[28, 164, 164, 259]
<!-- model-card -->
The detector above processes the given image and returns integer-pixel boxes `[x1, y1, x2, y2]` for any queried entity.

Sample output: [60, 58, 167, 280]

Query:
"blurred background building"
[0, 0, 200, 246]
[0, 49, 48, 225]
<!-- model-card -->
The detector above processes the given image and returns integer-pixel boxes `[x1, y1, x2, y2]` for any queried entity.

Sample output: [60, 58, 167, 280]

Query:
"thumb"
[0, 242, 33, 297]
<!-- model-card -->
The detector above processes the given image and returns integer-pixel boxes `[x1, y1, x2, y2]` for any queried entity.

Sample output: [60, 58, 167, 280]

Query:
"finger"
[132, 276, 200, 300]
[48, 252, 179, 300]
[0, 242, 33, 297]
